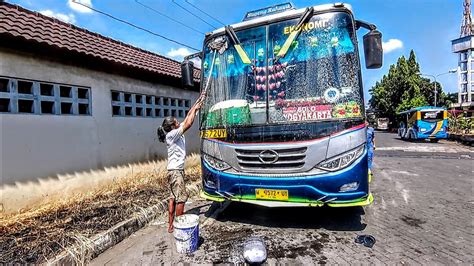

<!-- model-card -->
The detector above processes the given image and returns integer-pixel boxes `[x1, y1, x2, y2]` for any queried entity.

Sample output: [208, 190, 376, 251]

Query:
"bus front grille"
[235, 147, 307, 170]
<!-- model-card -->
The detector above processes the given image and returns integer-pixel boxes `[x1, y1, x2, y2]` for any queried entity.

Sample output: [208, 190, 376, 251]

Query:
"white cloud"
[382, 39, 403, 54]
[40, 10, 76, 24]
[167, 47, 193, 60]
[68, 0, 93, 14]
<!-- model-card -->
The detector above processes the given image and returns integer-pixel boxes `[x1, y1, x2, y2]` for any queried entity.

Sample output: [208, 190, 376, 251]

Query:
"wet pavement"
[92, 132, 474, 264]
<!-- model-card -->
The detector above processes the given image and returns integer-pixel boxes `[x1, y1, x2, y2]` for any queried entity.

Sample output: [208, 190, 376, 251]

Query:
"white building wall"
[0, 50, 200, 185]
[457, 49, 473, 103]
[452, 36, 474, 107]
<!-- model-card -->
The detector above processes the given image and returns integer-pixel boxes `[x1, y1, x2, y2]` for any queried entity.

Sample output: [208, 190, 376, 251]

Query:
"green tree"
[437, 92, 457, 108]
[407, 50, 420, 75]
[396, 88, 428, 114]
[369, 50, 448, 127]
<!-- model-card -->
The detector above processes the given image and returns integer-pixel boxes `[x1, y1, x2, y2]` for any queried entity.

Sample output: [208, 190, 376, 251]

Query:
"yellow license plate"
[255, 189, 289, 201]
[200, 129, 227, 139]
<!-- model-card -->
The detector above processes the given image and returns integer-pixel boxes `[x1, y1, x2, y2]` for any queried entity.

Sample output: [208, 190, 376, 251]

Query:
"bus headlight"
[203, 154, 231, 171]
[317, 145, 365, 171]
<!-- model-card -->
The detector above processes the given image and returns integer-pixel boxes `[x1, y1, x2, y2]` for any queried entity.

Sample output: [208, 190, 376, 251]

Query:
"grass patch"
[0, 155, 201, 264]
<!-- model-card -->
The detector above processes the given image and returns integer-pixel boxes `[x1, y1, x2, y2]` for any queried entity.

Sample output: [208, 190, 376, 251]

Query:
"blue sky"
[9, 0, 462, 100]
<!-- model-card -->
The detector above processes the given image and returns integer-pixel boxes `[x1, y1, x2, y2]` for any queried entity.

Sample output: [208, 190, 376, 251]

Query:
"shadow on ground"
[394, 137, 446, 144]
[206, 202, 366, 231]
[186, 202, 213, 216]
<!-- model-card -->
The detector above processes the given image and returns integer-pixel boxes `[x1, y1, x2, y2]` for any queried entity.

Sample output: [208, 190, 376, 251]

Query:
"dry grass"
[0, 154, 202, 264]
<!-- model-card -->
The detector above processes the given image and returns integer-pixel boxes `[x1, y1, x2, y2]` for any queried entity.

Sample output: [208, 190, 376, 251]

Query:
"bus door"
[409, 111, 418, 136]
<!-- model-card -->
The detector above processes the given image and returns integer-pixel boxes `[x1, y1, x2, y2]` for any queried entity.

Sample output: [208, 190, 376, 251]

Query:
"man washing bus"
[157, 92, 206, 233]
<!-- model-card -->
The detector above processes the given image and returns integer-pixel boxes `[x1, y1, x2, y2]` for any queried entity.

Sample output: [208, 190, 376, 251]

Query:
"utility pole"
[419, 70, 457, 107]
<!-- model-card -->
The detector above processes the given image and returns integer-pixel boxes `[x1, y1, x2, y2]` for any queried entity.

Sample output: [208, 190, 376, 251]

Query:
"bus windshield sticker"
[282, 104, 332, 122]
[283, 19, 331, 35]
[243, 3, 295, 21]
[332, 101, 361, 118]
[424, 112, 439, 119]
[324, 87, 341, 103]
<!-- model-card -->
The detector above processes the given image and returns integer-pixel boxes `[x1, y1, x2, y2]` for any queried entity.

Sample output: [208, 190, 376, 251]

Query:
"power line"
[184, 0, 226, 26]
[71, 0, 199, 51]
[134, 0, 205, 35]
[171, 0, 218, 29]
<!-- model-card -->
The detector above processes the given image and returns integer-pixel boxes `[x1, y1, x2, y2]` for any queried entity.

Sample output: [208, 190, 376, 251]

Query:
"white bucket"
[173, 214, 200, 254]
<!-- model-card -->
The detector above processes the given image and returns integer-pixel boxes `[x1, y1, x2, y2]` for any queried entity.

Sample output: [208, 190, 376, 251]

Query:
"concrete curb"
[47, 182, 202, 265]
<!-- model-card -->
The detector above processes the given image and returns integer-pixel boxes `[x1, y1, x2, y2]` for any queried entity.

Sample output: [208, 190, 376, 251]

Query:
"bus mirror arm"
[355, 20, 377, 31]
[356, 20, 383, 69]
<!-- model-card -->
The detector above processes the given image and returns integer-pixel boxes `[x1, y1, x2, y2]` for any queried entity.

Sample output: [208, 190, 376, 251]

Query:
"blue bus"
[181, 3, 383, 207]
[398, 106, 448, 142]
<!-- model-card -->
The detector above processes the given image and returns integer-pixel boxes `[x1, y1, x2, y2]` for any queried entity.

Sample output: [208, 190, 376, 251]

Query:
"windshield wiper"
[225, 26, 252, 64]
[274, 7, 314, 63]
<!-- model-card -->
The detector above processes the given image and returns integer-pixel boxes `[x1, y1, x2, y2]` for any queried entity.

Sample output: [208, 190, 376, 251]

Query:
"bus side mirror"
[363, 30, 383, 69]
[181, 60, 194, 87]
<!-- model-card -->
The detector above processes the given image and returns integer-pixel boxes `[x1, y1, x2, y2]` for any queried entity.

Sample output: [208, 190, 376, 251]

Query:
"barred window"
[0, 77, 91, 115]
[111, 90, 191, 118]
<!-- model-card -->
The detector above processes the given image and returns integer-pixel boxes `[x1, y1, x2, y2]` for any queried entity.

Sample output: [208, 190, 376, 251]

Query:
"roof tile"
[0, 2, 200, 81]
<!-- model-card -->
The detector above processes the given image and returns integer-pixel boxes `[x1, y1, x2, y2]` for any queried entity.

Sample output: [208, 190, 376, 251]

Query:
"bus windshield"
[201, 11, 363, 129]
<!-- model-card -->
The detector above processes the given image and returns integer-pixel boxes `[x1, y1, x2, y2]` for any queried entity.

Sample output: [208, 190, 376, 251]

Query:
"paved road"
[92, 133, 473, 265]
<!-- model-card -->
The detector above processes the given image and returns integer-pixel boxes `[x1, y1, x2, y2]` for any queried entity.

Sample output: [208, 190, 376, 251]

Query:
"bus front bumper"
[201, 152, 372, 207]
[200, 190, 373, 207]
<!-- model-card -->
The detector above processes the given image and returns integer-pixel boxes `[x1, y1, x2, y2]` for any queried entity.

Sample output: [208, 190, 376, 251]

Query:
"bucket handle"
[175, 225, 198, 242]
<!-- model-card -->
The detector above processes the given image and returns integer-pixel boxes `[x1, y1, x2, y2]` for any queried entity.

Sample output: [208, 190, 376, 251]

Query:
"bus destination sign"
[243, 2, 295, 21]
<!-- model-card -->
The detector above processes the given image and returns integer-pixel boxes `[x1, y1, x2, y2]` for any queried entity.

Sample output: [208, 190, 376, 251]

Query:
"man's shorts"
[167, 170, 189, 203]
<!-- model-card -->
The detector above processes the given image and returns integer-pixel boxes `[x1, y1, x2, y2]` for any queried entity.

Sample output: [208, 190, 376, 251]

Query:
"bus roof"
[209, 3, 353, 35]
[397, 106, 446, 115]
